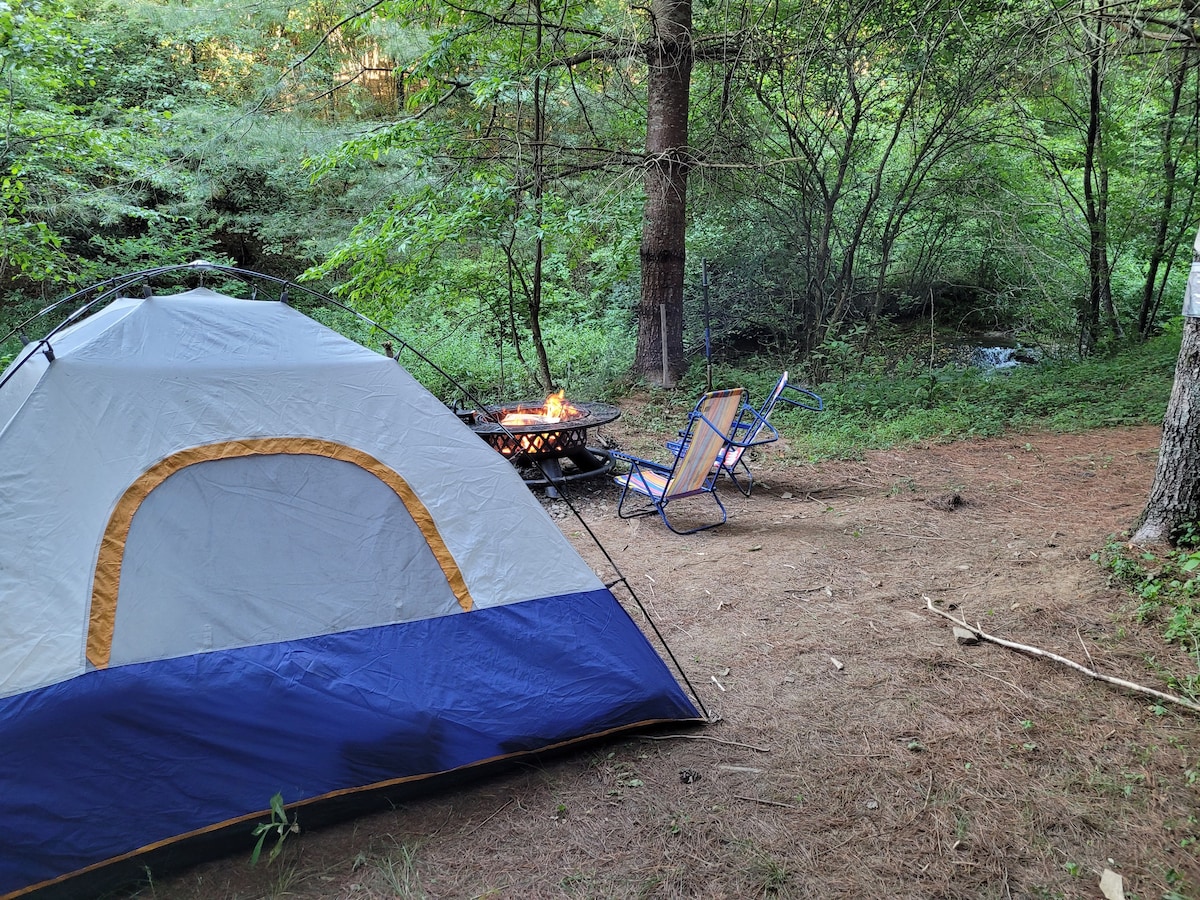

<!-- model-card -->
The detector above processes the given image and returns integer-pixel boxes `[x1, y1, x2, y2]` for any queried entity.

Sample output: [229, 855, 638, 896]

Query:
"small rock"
[1100, 868, 1125, 900]
[953, 626, 980, 645]
[679, 768, 701, 784]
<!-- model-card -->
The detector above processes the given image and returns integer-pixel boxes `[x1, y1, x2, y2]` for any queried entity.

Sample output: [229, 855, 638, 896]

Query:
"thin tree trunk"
[1080, 26, 1107, 353]
[634, 0, 692, 387]
[1139, 51, 1189, 338]
[527, 7, 554, 391]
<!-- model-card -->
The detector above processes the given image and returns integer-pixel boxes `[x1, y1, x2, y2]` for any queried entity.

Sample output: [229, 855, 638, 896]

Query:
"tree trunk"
[1133, 242, 1200, 545]
[633, 0, 692, 387]
[1138, 50, 1190, 338]
[527, 9, 554, 391]
[1080, 25, 1108, 353]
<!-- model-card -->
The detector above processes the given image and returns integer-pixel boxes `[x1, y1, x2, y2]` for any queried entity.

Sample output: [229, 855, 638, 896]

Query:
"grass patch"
[722, 327, 1180, 460]
[1094, 532, 1200, 701]
[353, 836, 428, 899]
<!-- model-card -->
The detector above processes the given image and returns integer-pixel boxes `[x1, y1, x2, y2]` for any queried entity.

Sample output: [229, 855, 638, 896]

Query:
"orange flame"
[544, 389, 575, 421]
[499, 389, 580, 427]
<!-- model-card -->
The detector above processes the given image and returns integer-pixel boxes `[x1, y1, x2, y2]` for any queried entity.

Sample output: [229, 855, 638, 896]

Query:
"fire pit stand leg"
[539, 457, 565, 499]
[566, 448, 609, 474]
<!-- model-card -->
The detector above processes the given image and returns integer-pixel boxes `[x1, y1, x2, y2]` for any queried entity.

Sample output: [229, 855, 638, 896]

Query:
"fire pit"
[463, 390, 620, 495]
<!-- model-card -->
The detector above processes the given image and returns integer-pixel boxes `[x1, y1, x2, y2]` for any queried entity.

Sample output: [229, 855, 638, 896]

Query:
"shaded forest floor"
[135, 422, 1199, 900]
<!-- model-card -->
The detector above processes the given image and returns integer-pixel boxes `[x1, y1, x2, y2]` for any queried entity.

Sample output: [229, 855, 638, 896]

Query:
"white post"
[659, 304, 672, 387]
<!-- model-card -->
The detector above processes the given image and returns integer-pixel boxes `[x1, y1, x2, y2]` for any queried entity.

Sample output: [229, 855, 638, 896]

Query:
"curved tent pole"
[0, 261, 712, 720]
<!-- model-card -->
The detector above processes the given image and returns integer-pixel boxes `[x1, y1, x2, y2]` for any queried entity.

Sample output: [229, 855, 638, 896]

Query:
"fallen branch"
[923, 596, 1200, 715]
[639, 734, 771, 753]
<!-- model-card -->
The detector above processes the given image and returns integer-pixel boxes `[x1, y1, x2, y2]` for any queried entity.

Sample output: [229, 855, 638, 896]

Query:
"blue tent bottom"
[0, 588, 702, 898]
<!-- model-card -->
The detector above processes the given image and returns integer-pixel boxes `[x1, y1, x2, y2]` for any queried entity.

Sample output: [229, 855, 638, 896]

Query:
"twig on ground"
[1075, 624, 1095, 669]
[734, 795, 798, 809]
[462, 798, 515, 836]
[1000, 493, 1047, 509]
[956, 659, 1032, 699]
[923, 596, 1200, 715]
[639, 734, 771, 753]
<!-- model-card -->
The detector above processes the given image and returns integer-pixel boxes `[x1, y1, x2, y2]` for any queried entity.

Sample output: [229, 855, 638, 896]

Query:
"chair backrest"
[723, 372, 789, 469]
[665, 388, 746, 498]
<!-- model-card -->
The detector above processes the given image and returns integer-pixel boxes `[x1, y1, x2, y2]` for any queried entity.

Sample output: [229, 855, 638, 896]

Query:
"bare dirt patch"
[141, 422, 1199, 900]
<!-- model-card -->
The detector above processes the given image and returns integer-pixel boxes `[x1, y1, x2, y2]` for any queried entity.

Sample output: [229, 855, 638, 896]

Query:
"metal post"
[659, 303, 671, 387]
[701, 258, 712, 390]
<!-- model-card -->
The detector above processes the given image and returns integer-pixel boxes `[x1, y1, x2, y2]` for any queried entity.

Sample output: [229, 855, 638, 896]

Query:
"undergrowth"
[1093, 526, 1200, 701]
[679, 326, 1179, 461]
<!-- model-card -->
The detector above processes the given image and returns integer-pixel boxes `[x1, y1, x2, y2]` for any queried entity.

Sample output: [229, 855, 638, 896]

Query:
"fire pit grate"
[462, 399, 621, 494]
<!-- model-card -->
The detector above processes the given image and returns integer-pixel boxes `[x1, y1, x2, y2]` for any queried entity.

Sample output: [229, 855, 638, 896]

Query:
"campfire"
[496, 390, 583, 429]
[465, 391, 621, 494]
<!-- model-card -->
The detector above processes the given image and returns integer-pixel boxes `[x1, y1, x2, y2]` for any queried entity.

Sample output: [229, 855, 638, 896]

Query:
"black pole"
[701, 258, 712, 390]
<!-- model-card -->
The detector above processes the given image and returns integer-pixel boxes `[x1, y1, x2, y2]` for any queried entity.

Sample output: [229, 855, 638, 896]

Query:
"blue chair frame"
[611, 388, 775, 534]
[667, 372, 823, 497]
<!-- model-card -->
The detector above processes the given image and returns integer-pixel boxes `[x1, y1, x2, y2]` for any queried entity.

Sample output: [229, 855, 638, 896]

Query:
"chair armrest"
[779, 384, 823, 412]
[725, 403, 780, 449]
[610, 449, 673, 475]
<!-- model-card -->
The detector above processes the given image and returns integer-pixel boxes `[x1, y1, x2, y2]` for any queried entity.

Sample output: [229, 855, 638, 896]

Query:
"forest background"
[5, 0, 1200, 408]
[8, 0, 1200, 532]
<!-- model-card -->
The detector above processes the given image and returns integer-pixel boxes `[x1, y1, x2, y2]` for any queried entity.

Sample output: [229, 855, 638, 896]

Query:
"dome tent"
[0, 265, 702, 898]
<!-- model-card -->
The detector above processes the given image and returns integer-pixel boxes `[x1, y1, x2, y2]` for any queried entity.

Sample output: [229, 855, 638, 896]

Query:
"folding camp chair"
[667, 372, 823, 496]
[611, 388, 757, 534]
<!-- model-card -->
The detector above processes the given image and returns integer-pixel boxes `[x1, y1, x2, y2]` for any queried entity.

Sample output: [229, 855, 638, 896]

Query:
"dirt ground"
[140, 420, 1199, 900]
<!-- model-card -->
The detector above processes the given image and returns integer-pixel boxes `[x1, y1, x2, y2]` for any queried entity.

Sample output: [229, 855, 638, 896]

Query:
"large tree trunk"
[633, 0, 692, 387]
[1133, 239, 1200, 545]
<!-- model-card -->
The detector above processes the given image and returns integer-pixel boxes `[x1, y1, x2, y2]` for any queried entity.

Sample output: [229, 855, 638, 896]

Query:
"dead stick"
[923, 596, 1200, 715]
[734, 795, 798, 809]
[957, 659, 1032, 699]
[1075, 624, 1095, 669]
[639, 734, 771, 753]
[462, 798, 514, 836]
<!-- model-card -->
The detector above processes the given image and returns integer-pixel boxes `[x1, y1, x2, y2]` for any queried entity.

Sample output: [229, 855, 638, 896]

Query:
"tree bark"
[633, 0, 692, 387]
[1080, 23, 1109, 353]
[1133, 238, 1200, 544]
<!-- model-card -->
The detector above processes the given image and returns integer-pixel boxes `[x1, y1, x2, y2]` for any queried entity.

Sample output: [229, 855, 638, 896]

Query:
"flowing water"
[971, 345, 1024, 371]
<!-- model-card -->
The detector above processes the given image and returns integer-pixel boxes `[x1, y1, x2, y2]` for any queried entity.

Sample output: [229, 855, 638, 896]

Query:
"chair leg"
[725, 458, 754, 497]
[616, 479, 644, 519]
[616, 474, 660, 521]
[658, 490, 728, 535]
